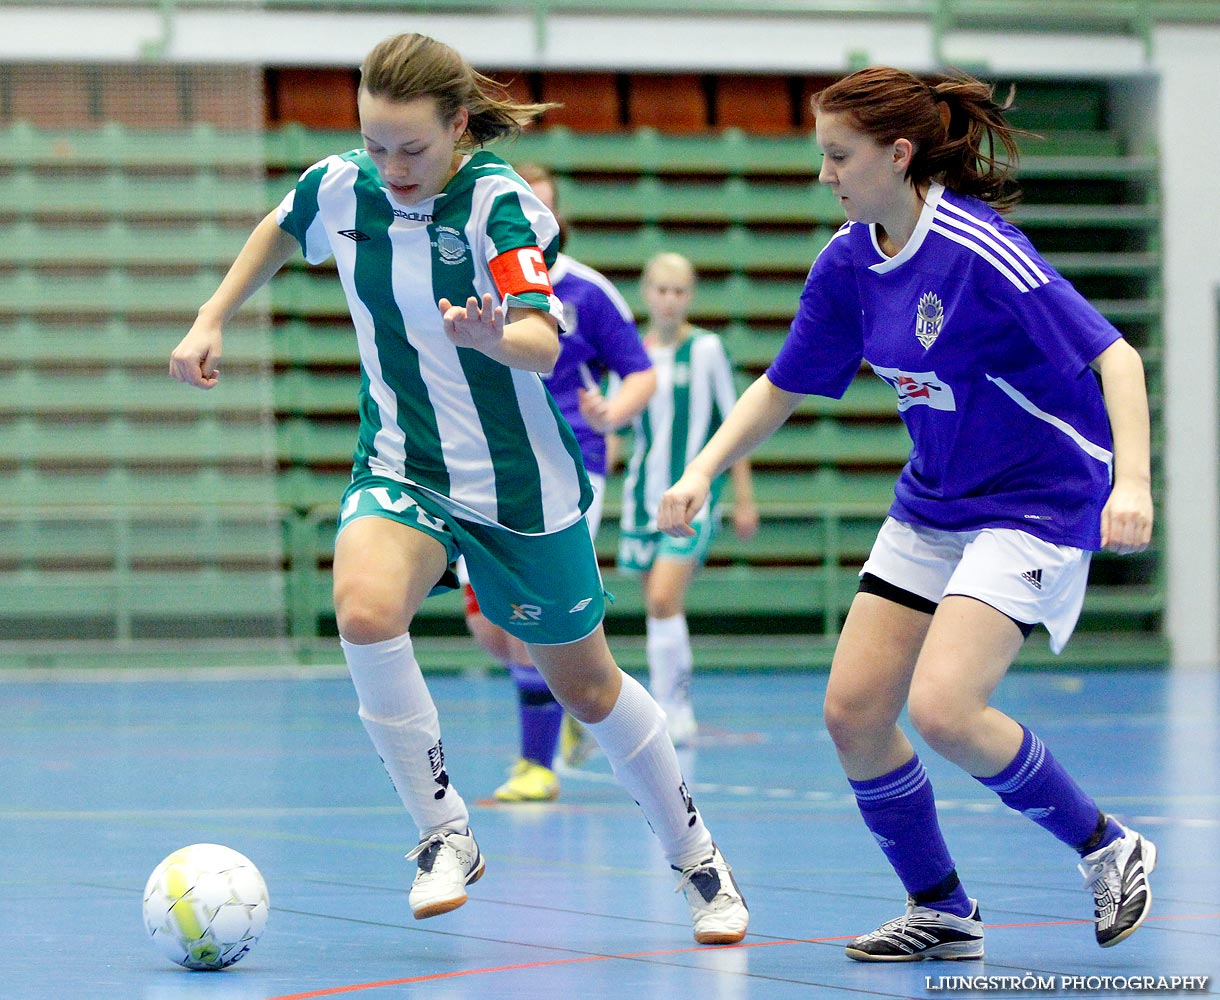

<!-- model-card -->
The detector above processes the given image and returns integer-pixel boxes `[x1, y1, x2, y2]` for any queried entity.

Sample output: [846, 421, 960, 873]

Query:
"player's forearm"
[603, 368, 657, 430]
[1095, 339, 1152, 489]
[485, 309, 561, 373]
[686, 374, 802, 481]
[729, 458, 755, 506]
[197, 212, 298, 325]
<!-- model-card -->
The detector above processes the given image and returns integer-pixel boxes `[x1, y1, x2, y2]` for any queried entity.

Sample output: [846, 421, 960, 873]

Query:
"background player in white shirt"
[619, 253, 758, 745]
[170, 31, 746, 946]
[658, 66, 1153, 960]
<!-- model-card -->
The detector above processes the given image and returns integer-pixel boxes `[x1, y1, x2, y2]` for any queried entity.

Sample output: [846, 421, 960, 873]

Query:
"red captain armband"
[488, 246, 553, 297]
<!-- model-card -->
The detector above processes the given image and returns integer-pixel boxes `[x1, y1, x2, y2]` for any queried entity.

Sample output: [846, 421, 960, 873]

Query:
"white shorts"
[860, 517, 1092, 654]
[456, 472, 605, 587]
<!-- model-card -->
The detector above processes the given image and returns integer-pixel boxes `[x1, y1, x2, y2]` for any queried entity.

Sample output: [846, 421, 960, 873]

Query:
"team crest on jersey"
[915, 291, 944, 349]
[434, 225, 470, 266]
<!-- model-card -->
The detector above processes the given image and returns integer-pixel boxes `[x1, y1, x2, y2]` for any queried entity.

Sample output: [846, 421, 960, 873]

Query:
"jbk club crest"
[915, 291, 943, 349]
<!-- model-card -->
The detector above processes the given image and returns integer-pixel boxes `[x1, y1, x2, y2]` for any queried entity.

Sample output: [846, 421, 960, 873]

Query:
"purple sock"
[508, 662, 563, 768]
[975, 725, 1120, 854]
[851, 756, 973, 916]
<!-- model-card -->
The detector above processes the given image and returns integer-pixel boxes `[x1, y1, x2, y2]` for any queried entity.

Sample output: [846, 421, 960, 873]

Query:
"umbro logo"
[568, 597, 593, 613]
[1021, 569, 1044, 590]
[338, 229, 370, 241]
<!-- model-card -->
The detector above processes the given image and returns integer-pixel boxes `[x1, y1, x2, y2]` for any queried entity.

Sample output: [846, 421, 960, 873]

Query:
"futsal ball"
[142, 843, 269, 971]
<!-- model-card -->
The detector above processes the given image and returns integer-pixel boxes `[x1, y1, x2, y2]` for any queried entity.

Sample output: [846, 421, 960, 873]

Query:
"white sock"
[341, 631, 469, 839]
[646, 613, 693, 712]
[586, 670, 712, 868]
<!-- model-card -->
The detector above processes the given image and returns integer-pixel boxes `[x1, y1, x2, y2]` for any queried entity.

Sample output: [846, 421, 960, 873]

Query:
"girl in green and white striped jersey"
[618, 253, 759, 746]
[169, 33, 747, 946]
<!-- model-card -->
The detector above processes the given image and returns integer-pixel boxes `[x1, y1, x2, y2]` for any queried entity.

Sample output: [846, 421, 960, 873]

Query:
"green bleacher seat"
[0, 169, 266, 222]
[559, 175, 842, 226]
[270, 273, 348, 318]
[598, 464, 895, 513]
[1018, 153, 1157, 182]
[263, 123, 362, 172]
[0, 568, 285, 640]
[0, 121, 263, 170]
[0, 466, 279, 510]
[510, 125, 823, 177]
[1041, 251, 1159, 279]
[0, 270, 246, 316]
[277, 417, 358, 465]
[0, 368, 270, 417]
[0, 317, 271, 366]
[595, 514, 881, 567]
[0, 414, 274, 466]
[277, 468, 351, 511]
[1021, 130, 1126, 157]
[599, 564, 861, 631]
[1012, 204, 1160, 230]
[0, 509, 283, 572]
[273, 320, 359, 365]
[753, 419, 910, 467]
[275, 369, 360, 416]
[565, 224, 830, 274]
[0, 220, 251, 268]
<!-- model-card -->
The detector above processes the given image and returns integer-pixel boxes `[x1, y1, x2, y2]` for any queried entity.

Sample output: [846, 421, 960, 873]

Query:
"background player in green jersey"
[170, 32, 747, 946]
[618, 252, 759, 745]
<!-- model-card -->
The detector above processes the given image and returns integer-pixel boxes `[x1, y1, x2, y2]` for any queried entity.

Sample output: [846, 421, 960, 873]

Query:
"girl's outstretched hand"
[440, 293, 505, 353]
[657, 470, 711, 538]
[1100, 479, 1153, 554]
[170, 320, 223, 389]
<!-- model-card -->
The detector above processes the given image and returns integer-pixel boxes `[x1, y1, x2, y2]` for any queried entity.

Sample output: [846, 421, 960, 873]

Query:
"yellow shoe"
[560, 713, 596, 768]
[493, 758, 559, 802]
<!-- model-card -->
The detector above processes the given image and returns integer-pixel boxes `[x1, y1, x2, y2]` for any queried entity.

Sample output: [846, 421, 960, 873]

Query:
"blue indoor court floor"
[2, 661, 1218, 1000]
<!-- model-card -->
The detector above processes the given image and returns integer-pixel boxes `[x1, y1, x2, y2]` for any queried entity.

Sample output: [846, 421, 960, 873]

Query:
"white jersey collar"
[868, 182, 945, 273]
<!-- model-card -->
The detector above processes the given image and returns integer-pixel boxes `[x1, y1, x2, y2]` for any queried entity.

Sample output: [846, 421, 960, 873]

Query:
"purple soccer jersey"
[768, 184, 1121, 549]
[544, 254, 651, 475]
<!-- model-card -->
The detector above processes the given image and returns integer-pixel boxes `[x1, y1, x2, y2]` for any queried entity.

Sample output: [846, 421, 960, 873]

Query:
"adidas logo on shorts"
[1021, 568, 1044, 590]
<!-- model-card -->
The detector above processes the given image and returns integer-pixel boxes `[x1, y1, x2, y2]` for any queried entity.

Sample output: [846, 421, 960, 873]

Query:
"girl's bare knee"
[823, 689, 885, 756]
[908, 687, 972, 757]
[334, 587, 409, 646]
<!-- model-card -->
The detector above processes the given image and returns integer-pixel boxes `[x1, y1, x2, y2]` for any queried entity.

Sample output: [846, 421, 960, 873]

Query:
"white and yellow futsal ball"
[142, 843, 269, 971]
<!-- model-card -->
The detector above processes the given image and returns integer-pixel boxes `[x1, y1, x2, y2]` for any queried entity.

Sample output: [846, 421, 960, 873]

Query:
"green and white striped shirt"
[621, 329, 739, 532]
[277, 149, 591, 534]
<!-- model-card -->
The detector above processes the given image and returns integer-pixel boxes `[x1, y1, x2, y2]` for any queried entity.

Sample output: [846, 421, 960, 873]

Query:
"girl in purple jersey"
[658, 67, 1154, 961]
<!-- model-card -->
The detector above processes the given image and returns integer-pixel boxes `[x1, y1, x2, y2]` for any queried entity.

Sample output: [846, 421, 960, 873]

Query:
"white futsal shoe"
[1078, 820, 1157, 947]
[674, 845, 749, 944]
[406, 828, 485, 919]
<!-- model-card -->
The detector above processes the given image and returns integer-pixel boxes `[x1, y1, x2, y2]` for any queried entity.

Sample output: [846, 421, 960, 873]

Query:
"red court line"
[266, 936, 851, 1000]
[267, 913, 1220, 1000]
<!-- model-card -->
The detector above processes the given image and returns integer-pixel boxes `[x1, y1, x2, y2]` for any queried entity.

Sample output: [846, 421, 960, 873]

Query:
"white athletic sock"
[586, 670, 712, 868]
[646, 613, 693, 712]
[341, 631, 469, 838]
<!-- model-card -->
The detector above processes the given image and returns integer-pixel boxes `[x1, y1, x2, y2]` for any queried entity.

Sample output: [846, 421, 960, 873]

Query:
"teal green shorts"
[617, 517, 716, 574]
[338, 476, 606, 645]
